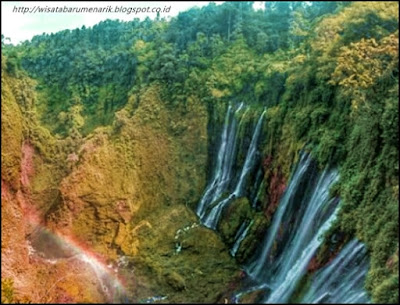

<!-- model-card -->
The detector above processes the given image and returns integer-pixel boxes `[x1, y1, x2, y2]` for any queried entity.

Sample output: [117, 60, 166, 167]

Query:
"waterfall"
[264, 205, 339, 303]
[301, 239, 370, 304]
[201, 110, 266, 229]
[234, 110, 266, 196]
[232, 152, 370, 304]
[231, 220, 254, 257]
[193, 100, 373, 304]
[250, 168, 264, 208]
[203, 194, 235, 229]
[197, 105, 371, 303]
[267, 169, 339, 282]
[258, 165, 340, 303]
[197, 108, 372, 303]
[247, 152, 314, 278]
[196, 104, 244, 219]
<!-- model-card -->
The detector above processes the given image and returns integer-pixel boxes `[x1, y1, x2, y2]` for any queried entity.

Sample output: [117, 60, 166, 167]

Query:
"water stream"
[197, 113, 371, 303]
[231, 220, 254, 257]
[200, 106, 266, 229]
[301, 239, 370, 304]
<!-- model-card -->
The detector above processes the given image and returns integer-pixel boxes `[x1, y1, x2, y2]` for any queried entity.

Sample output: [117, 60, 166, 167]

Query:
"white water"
[203, 194, 234, 229]
[265, 206, 339, 303]
[198, 108, 371, 303]
[267, 170, 339, 283]
[255, 160, 340, 303]
[247, 152, 313, 278]
[301, 239, 370, 304]
[235, 152, 370, 303]
[141, 296, 168, 303]
[231, 220, 254, 257]
[202, 109, 266, 229]
[196, 104, 245, 219]
[233, 110, 266, 196]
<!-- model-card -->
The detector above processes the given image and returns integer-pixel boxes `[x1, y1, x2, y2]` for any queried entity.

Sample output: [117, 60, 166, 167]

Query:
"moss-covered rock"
[38, 84, 241, 302]
[1, 61, 24, 189]
[44, 85, 207, 258]
[218, 197, 253, 246]
[372, 274, 399, 304]
[123, 204, 239, 303]
[164, 271, 186, 291]
[237, 288, 267, 304]
[235, 213, 269, 263]
[287, 274, 312, 304]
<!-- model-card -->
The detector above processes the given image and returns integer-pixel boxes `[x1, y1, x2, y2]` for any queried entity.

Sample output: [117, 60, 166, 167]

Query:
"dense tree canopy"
[2, 2, 398, 303]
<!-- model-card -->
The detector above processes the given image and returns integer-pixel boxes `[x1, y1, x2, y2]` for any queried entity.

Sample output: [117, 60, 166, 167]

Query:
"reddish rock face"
[307, 252, 338, 273]
[262, 155, 286, 222]
[20, 142, 35, 188]
[307, 255, 320, 273]
[116, 200, 132, 223]
[307, 235, 348, 274]
[263, 155, 273, 170]
[386, 249, 398, 270]
[265, 168, 286, 219]
[1, 142, 110, 303]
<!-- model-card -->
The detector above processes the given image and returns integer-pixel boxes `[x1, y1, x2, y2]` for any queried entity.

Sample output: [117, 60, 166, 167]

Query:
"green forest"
[1, 1, 398, 304]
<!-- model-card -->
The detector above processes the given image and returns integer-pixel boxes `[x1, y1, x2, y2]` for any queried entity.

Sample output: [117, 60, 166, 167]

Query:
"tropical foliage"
[2, 1, 398, 303]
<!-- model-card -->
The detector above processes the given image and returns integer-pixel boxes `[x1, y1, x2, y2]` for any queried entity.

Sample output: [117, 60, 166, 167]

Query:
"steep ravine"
[1, 67, 241, 303]
[198, 107, 371, 303]
[0, 65, 395, 303]
[1, 3, 398, 302]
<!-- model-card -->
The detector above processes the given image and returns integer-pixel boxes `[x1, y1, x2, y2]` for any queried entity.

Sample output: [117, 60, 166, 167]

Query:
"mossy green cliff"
[1, 2, 398, 303]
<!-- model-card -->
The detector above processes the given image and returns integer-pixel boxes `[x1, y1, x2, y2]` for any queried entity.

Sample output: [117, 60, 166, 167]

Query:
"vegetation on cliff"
[1, 1, 398, 303]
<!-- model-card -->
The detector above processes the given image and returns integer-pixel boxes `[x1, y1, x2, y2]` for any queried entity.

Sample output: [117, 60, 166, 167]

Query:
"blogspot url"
[12, 5, 172, 15]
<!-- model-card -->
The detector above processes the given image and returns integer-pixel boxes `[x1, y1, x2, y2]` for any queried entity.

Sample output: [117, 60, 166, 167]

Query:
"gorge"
[1, 1, 399, 304]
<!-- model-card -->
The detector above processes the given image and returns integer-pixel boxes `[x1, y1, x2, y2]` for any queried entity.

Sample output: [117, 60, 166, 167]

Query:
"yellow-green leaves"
[331, 33, 398, 110]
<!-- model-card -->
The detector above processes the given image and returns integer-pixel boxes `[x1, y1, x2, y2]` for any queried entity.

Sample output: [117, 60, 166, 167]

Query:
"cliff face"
[2, 3, 398, 303]
[48, 86, 209, 258]
[1, 59, 23, 189]
[1, 67, 106, 303]
[1, 67, 239, 303]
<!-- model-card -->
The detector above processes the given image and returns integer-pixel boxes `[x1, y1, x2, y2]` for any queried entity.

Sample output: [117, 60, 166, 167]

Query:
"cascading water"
[301, 239, 370, 304]
[250, 168, 264, 208]
[247, 152, 315, 278]
[255, 161, 340, 303]
[264, 205, 339, 303]
[196, 103, 245, 219]
[231, 220, 254, 257]
[230, 152, 370, 303]
[233, 110, 265, 196]
[197, 109, 371, 304]
[201, 109, 266, 229]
